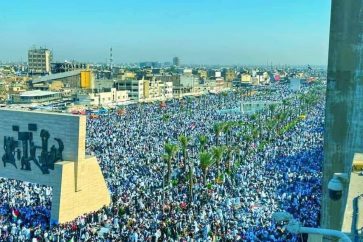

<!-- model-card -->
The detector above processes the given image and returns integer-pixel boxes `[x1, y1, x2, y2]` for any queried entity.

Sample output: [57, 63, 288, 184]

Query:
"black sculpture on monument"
[1, 124, 64, 174]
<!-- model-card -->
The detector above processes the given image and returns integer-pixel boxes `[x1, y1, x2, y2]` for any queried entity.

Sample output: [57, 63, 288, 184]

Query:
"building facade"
[173, 57, 180, 66]
[11, 90, 62, 104]
[28, 47, 53, 75]
[76, 88, 129, 106]
[116, 79, 144, 101]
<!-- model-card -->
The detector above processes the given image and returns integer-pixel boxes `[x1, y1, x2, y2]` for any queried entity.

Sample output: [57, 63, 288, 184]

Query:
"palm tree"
[198, 135, 208, 152]
[162, 114, 170, 123]
[164, 142, 178, 184]
[223, 122, 232, 145]
[212, 146, 224, 174]
[282, 99, 290, 113]
[224, 146, 234, 174]
[178, 134, 189, 168]
[213, 123, 224, 146]
[199, 151, 214, 185]
[250, 114, 257, 130]
[252, 127, 259, 140]
[269, 104, 277, 119]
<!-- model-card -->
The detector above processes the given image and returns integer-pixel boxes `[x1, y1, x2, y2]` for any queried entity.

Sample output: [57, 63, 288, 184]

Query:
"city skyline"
[0, 0, 331, 65]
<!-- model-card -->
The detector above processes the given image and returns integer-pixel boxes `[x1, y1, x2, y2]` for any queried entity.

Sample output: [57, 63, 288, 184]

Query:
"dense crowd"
[0, 83, 325, 241]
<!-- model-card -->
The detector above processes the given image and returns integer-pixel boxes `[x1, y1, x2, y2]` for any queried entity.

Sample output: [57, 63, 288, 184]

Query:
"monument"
[0, 109, 110, 224]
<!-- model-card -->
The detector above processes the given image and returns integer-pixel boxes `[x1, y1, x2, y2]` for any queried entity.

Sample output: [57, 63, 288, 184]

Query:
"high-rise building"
[28, 47, 52, 75]
[173, 57, 180, 66]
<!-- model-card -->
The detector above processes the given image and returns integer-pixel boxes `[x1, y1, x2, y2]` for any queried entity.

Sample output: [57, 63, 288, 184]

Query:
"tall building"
[28, 47, 52, 75]
[173, 57, 180, 66]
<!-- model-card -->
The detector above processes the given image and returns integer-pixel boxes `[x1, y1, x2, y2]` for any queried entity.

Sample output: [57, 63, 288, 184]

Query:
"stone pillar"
[322, 0, 363, 233]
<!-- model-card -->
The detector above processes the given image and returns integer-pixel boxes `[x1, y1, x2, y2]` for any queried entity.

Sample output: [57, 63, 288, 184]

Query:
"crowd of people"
[0, 82, 325, 241]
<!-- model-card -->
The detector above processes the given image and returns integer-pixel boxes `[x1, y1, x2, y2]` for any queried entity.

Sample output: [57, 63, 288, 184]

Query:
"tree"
[162, 114, 170, 123]
[250, 114, 258, 130]
[282, 99, 290, 113]
[213, 123, 224, 146]
[224, 146, 234, 174]
[212, 146, 224, 174]
[164, 142, 178, 184]
[198, 135, 208, 152]
[222, 122, 233, 145]
[178, 134, 189, 168]
[199, 151, 214, 185]
[269, 104, 277, 119]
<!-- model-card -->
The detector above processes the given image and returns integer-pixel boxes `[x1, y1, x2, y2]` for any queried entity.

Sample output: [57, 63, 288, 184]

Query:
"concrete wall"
[322, 0, 363, 232]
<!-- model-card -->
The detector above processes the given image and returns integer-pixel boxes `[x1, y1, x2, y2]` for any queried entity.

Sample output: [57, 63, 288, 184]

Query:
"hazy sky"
[0, 0, 331, 65]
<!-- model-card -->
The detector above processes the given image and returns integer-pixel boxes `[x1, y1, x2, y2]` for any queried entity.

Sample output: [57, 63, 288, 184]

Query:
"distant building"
[183, 68, 193, 76]
[115, 79, 144, 101]
[11, 90, 61, 104]
[51, 62, 87, 74]
[172, 75, 199, 97]
[76, 88, 129, 106]
[197, 70, 208, 80]
[173, 57, 180, 67]
[143, 78, 173, 101]
[140, 62, 162, 68]
[223, 69, 236, 82]
[30, 70, 94, 91]
[241, 73, 252, 85]
[28, 47, 52, 75]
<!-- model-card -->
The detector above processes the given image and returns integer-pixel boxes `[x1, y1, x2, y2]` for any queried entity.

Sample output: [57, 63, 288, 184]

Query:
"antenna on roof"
[109, 47, 113, 79]
[109, 47, 113, 70]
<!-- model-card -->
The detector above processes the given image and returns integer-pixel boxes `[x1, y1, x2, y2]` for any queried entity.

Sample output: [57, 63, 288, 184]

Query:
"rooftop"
[19, 90, 59, 97]
[32, 70, 82, 84]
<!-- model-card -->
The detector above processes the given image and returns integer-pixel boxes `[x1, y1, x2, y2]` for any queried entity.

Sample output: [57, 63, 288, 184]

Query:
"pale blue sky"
[0, 0, 331, 65]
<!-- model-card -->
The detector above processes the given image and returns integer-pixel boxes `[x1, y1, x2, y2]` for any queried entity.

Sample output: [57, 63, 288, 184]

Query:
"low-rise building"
[31, 70, 94, 91]
[11, 90, 62, 104]
[241, 73, 252, 84]
[76, 88, 129, 107]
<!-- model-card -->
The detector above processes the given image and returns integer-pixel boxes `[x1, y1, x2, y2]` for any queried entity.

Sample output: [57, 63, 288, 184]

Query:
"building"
[31, 70, 94, 91]
[197, 70, 208, 80]
[241, 73, 252, 85]
[223, 69, 236, 82]
[116, 79, 144, 101]
[28, 47, 52, 75]
[11, 90, 62, 104]
[163, 81, 173, 99]
[172, 75, 200, 97]
[76, 88, 129, 107]
[51, 62, 87, 74]
[173, 57, 180, 66]
[143, 78, 173, 101]
[140, 62, 162, 68]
